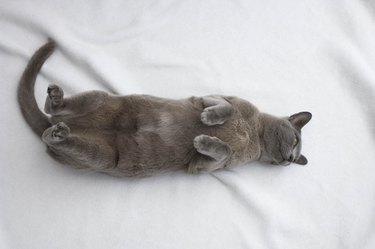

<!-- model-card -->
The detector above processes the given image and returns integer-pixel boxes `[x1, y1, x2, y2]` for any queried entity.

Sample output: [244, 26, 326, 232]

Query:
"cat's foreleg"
[200, 96, 234, 126]
[188, 135, 231, 174]
[44, 85, 108, 116]
[42, 122, 117, 171]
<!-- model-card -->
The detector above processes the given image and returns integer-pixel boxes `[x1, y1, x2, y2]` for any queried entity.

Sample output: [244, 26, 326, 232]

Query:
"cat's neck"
[257, 113, 285, 159]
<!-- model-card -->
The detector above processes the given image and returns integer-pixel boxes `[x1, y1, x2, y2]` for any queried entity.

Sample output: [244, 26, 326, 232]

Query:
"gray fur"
[18, 40, 312, 177]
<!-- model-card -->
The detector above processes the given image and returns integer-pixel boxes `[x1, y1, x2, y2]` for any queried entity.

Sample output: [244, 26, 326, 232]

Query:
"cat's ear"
[288, 112, 312, 130]
[295, 154, 308, 165]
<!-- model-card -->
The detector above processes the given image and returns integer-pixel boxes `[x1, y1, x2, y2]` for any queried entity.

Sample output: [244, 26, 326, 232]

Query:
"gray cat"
[18, 39, 312, 177]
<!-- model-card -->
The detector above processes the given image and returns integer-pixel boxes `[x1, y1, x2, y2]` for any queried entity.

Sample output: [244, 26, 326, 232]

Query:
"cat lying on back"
[18, 39, 312, 177]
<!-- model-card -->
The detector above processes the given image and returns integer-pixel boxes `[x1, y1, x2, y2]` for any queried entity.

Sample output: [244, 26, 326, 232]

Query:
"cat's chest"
[220, 118, 261, 165]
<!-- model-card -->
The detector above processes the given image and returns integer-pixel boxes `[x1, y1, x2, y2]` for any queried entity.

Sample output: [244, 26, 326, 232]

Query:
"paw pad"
[193, 135, 221, 152]
[47, 84, 64, 106]
[201, 108, 225, 126]
[51, 122, 70, 140]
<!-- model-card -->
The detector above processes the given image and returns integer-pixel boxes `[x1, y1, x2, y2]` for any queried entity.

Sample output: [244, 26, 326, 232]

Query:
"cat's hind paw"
[47, 84, 64, 107]
[42, 122, 70, 144]
[45, 84, 64, 114]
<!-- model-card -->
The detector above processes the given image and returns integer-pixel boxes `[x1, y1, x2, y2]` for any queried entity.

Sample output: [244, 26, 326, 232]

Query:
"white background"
[1, 0, 375, 248]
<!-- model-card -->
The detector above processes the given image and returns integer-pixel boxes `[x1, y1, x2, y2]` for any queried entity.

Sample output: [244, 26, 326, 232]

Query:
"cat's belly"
[109, 95, 260, 176]
[114, 125, 199, 176]
[114, 99, 205, 176]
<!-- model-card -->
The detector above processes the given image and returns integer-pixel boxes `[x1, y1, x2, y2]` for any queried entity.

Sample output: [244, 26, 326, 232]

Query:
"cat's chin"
[277, 160, 292, 166]
[271, 160, 291, 166]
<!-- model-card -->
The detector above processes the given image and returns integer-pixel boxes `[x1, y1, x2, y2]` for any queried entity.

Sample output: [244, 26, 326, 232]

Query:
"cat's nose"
[287, 155, 294, 162]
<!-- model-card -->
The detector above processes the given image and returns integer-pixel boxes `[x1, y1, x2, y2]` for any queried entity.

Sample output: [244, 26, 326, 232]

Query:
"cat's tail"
[18, 38, 55, 137]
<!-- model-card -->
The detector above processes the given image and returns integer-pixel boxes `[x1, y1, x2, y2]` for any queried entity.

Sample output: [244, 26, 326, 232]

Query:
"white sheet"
[1, 0, 375, 248]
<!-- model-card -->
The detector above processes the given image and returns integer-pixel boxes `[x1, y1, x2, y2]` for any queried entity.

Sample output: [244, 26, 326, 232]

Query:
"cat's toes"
[42, 122, 70, 143]
[201, 108, 224, 126]
[52, 122, 70, 140]
[47, 84, 64, 106]
[45, 84, 64, 114]
[193, 135, 209, 152]
[193, 135, 221, 153]
[193, 135, 231, 161]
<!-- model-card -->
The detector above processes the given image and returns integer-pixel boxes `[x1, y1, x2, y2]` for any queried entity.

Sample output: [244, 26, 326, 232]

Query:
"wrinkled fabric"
[1, 0, 375, 248]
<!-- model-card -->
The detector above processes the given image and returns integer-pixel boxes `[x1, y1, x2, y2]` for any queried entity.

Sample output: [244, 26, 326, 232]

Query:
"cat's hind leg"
[188, 135, 231, 174]
[44, 84, 108, 116]
[42, 122, 118, 171]
[200, 96, 234, 126]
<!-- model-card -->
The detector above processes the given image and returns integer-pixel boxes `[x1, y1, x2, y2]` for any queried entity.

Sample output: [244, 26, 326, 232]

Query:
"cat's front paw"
[194, 135, 218, 153]
[201, 108, 224, 126]
[193, 135, 230, 159]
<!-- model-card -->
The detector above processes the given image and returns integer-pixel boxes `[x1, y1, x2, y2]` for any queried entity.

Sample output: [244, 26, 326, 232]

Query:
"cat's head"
[260, 112, 312, 166]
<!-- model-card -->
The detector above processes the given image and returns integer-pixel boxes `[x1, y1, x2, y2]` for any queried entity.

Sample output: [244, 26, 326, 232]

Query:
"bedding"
[1, 0, 375, 248]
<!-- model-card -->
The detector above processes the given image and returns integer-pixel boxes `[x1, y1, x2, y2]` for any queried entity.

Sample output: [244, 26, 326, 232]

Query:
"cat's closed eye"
[293, 138, 299, 148]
